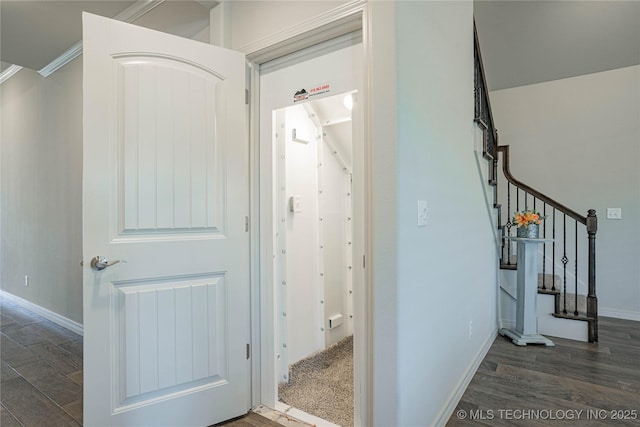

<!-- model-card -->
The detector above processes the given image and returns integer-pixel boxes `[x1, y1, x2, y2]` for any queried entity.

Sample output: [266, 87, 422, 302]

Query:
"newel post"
[586, 209, 598, 342]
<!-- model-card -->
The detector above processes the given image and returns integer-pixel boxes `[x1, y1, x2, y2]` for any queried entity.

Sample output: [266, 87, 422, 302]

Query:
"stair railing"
[474, 23, 598, 342]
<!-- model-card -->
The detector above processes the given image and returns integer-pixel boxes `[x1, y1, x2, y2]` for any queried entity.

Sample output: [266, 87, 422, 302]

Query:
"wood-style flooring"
[447, 317, 640, 426]
[2, 297, 638, 427]
[0, 298, 287, 427]
[214, 411, 284, 427]
[1, 298, 83, 426]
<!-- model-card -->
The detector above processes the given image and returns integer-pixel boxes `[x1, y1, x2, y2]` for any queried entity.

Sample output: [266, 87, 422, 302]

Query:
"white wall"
[320, 124, 353, 347]
[1, 60, 84, 323]
[395, 2, 498, 425]
[490, 65, 640, 320]
[284, 105, 323, 365]
[228, 1, 350, 50]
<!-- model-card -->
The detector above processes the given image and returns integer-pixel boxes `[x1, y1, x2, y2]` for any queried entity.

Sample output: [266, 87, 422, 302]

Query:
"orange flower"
[513, 210, 545, 227]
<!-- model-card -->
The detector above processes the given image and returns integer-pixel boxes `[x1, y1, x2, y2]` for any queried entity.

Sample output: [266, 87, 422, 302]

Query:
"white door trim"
[239, 1, 366, 64]
[231, 1, 373, 425]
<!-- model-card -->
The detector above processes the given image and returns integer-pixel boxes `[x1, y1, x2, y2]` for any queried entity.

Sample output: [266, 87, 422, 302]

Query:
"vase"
[517, 223, 539, 238]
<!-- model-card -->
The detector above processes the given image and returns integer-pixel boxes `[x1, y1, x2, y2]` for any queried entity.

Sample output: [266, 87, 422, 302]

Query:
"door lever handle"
[90, 256, 126, 271]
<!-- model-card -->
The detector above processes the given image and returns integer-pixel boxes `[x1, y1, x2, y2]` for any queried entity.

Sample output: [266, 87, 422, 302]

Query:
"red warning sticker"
[293, 83, 331, 103]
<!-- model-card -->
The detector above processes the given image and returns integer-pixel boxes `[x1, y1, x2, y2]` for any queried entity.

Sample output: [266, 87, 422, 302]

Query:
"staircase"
[474, 24, 598, 343]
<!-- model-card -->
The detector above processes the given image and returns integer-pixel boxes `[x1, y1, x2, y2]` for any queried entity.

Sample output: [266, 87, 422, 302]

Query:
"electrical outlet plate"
[607, 208, 622, 219]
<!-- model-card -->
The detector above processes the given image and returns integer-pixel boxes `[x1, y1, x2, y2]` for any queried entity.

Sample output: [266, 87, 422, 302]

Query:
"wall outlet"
[607, 208, 622, 219]
[24, 275, 29, 287]
[468, 321, 473, 341]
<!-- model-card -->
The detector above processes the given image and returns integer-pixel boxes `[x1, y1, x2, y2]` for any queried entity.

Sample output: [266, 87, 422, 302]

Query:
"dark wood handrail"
[473, 23, 497, 138]
[497, 145, 587, 225]
[474, 22, 499, 161]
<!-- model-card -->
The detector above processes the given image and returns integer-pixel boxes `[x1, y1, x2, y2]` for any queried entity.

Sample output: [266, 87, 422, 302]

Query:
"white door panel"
[117, 57, 225, 235]
[83, 13, 249, 426]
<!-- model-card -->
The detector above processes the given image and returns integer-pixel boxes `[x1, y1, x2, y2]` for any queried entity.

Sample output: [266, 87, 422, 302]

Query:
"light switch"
[607, 208, 622, 219]
[289, 195, 302, 213]
[417, 200, 428, 226]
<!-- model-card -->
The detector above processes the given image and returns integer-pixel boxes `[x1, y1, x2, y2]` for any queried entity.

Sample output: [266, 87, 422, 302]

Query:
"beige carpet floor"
[278, 335, 353, 427]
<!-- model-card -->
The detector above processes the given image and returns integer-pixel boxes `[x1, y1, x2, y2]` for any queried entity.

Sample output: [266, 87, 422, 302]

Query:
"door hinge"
[363, 255, 366, 268]
[246, 343, 250, 359]
[245, 216, 249, 232]
[245, 88, 249, 105]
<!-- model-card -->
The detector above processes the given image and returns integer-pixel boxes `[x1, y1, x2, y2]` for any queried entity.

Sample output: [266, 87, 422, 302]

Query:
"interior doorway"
[258, 38, 363, 427]
[274, 92, 355, 427]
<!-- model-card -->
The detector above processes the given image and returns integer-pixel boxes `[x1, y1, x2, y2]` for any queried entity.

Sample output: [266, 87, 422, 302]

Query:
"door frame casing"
[230, 1, 373, 425]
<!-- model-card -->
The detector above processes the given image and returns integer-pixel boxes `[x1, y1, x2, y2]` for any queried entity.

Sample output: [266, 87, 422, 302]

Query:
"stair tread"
[538, 273, 561, 291]
[543, 289, 588, 318]
[552, 312, 593, 322]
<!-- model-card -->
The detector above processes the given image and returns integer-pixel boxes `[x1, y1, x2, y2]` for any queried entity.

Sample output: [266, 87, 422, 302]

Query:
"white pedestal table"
[499, 237, 555, 347]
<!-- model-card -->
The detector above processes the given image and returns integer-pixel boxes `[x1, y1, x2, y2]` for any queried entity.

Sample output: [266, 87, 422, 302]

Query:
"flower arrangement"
[513, 209, 544, 228]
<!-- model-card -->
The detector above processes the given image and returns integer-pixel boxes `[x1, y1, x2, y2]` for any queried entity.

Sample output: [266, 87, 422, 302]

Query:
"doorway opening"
[257, 37, 363, 427]
[273, 91, 356, 427]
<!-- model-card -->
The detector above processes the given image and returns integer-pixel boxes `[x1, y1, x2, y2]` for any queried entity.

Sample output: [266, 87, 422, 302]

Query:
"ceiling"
[1, 1, 639, 90]
[0, 0, 215, 72]
[1, 1, 135, 70]
[474, 1, 640, 91]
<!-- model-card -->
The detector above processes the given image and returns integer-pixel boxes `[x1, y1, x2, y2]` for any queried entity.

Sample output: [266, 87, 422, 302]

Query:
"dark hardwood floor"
[213, 411, 284, 427]
[447, 317, 640, 426]
[1, 298, 83, 426]
[3, 296, 638, 427]
[0, 297, 285, 427]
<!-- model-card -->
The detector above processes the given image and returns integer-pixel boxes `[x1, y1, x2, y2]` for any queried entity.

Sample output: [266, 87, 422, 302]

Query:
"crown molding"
[38, 41, 83, 77]
[113, 0, 165, 22]
[0, 64, 24, 84]
[37, 0, 166, 78]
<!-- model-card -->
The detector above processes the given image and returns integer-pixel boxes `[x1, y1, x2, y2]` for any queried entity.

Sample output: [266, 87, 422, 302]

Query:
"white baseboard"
[434, 327, 498, 427]
[0, 290, 83, 336]
[599, 307, 640, 322]
[500, 319, 516, 330]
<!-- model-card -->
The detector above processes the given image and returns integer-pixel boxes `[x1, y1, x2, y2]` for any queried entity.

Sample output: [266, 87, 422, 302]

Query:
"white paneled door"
[82, 13, 249, 426]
